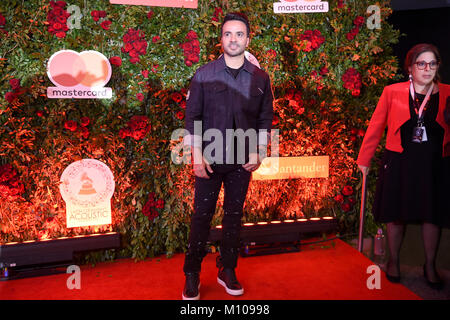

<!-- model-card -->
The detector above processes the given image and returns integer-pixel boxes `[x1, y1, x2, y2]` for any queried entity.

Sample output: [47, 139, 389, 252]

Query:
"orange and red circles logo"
[47, 50, 112, 88]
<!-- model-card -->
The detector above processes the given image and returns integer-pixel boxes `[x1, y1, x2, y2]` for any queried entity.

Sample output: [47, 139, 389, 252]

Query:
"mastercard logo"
[47, 50, 112, 88]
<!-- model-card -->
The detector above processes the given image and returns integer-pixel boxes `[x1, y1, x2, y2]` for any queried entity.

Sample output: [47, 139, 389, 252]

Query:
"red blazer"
[357, 81, 450, 167]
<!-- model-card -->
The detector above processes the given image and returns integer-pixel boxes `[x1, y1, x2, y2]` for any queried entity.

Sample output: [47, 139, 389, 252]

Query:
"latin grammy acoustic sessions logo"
[274, 0, 329, 13]
[47, 50, 112, 99]
[60, 159, 115, 228]
[109, 0, 198, 9]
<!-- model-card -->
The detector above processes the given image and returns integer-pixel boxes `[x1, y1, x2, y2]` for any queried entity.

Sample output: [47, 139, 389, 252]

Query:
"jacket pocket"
[246, 85, 264, 114]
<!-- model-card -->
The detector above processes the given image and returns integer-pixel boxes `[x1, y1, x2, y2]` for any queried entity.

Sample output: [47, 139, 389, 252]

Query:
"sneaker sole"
[182, 283, 201, 300]
[217, 277, 244, 296]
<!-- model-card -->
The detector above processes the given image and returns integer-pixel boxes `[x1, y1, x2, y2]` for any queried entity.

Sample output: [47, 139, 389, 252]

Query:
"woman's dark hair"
[404, 43, 441, 82]
[221, 12, 250, 37]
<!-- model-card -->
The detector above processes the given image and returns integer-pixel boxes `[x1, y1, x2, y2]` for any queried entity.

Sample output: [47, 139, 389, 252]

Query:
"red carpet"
[0, 239, 420, 300]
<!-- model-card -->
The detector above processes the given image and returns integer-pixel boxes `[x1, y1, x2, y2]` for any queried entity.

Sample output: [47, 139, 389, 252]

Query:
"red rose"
[188, 54, 199, 64]
[129, 50, 139, 58]
[342, 68, 362, 92]
[141, 69, 149, 78]
[0, 14, 6, 26]
[319, 67, 329, 76]
[91, 10, 100, 22]
[55, 1, 67, 7]
[294, 91, 302, 102]
[123, 42, 133, 52]
[300, 29, 325, 51]
[182, 42, 193, 52]
[342, 185, 353, 196]
[132, 128, 148, 140]
[143, 199, 159, 220]
[179, 100, 186, 109]
[300, 40, 313, 52]
[55, 31, 66, 38]
[147, 10, 154, 19]
[176, 111, 184, 120]
[80, 126, 89, 139]
[186, 30, 198, 40]
[100, 20, 112, 30]
[80, 116, 90, 127]
[136, 93, 144, 101]
[36, 110, 44, 117]
[149, 207, 159, 220]
[56, 15, 67, 24]
[152, 64, 158, 73]
[213, 7, 223, 18]
[5, 91, 17, 103]
[129, 57, 140, 64]
[184, 59, 193, 67]
[64, 120, 77, 132]
[119, 127, 131, 139]
[128, 115, 150, 131]
[53, 22, 62, 30]
[285, 88, 295, 100]
[172, 92, 183, 103]
[191, 39, 200, 48]
[152, 36, 160, 43]
[155, 199, 164, 209]
[348, 197, 356, 205]
[0, 164, 17, 183]
[122, 29, 147, 61]
[353, 16, 365, 27]
[334, 194, 344, 203]
[127, 116, 151, 140]
[109, 56, 122, 66]
[351, 89, 360, 96]
[346, 32, 356, 41]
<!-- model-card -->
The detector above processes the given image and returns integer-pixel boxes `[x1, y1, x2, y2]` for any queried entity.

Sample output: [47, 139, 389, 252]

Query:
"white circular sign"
[60, 159, 115, 208]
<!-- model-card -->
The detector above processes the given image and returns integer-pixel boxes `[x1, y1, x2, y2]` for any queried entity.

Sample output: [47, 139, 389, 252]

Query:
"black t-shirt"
[227, 64, 244, 79]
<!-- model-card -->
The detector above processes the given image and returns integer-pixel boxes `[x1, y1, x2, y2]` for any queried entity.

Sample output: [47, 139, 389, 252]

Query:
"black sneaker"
[182, 273, 200, 300]
[217, 267, 244, 296]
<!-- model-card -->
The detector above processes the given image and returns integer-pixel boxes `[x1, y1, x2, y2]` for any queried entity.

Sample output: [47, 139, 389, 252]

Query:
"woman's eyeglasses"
[414, 60, 439, 70]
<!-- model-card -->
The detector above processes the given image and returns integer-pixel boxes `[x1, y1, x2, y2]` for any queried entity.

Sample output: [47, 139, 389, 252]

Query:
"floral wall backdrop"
[0, 0, 400, 261]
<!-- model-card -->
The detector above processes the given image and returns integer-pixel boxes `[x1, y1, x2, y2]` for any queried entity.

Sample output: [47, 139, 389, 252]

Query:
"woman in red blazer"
[357, 44, 450, 290]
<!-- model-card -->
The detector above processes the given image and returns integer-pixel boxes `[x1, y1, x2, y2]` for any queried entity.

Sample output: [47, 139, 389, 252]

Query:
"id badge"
[412, 126, 428, 143]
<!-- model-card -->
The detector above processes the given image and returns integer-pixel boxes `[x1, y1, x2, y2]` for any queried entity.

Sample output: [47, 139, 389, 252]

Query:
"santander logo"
[47, 50, 113, 99]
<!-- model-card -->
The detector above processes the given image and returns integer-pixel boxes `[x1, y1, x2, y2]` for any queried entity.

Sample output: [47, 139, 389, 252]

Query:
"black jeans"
[183, 164, 252, 274]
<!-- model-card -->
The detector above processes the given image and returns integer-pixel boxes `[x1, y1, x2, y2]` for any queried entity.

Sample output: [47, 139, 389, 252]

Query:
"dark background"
[389, 0, 450, 83]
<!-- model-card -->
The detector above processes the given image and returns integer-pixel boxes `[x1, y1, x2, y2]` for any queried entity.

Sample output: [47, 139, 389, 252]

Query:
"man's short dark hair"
[221, 12, 250, 38]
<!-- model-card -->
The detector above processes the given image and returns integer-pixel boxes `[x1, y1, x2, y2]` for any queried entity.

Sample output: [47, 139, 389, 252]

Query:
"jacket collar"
[215, 54, 256, 75]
